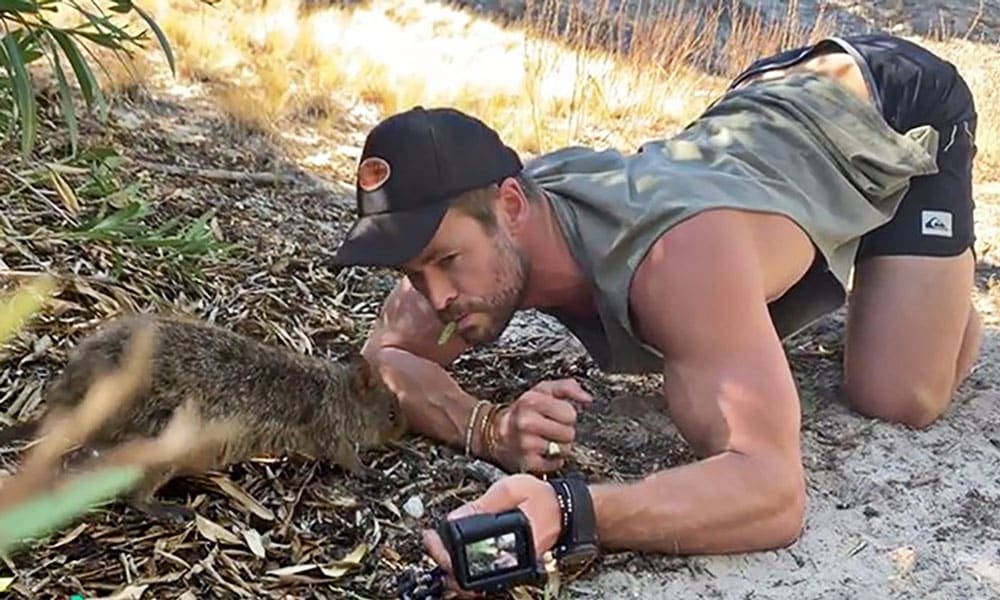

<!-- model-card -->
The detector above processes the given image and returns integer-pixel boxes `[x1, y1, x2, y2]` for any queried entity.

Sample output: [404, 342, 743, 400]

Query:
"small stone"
[403, 495, 424, 519]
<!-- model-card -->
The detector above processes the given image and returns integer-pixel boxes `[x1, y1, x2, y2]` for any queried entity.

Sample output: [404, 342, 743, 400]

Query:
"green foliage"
[0, 0, 199, 158]
[3, 145, 240, 279]
[55, 147, 237, 264]
[0, 279, 144, 556]
[0, 464, 143, 554]
[0, 2, 224, 559]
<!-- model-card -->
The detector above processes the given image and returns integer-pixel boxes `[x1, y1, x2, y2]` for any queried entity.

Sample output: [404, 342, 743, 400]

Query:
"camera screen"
[464, 531, 521, 578]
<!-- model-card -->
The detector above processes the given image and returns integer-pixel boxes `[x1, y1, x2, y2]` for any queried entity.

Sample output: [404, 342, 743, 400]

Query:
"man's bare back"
[724, 50, 877, 304]
[737, 49, 874, 104]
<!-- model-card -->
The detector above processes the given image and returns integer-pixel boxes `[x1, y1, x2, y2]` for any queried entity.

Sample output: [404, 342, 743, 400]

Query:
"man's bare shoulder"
[362, 277, 469, 366]
[628, 209, 775, 356]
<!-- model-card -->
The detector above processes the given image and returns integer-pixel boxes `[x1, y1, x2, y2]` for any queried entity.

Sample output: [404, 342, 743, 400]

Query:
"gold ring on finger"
[544, 440, 562, 458]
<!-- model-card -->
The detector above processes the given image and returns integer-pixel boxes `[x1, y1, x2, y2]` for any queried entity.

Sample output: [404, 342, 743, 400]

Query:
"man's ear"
[496, 177, 530, 231]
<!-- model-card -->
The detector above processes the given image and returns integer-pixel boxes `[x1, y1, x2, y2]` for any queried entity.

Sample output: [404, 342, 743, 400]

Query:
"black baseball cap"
[330, 106, 523, 267]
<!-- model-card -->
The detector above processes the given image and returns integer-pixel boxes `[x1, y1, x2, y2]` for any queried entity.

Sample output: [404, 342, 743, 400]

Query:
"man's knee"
[843, 375, 955, 428]
[846, 304, 981, 428]
[778, 474, 807, 546]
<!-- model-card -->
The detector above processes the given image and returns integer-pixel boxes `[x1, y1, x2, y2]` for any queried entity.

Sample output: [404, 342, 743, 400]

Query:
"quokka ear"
[349, 353, 378, 392]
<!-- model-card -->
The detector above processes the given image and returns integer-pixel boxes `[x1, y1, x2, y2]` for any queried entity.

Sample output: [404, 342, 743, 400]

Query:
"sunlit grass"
[95, 0, 1000, 181]
[919, 35, 1000, 182]
[96, 0, 821, 152]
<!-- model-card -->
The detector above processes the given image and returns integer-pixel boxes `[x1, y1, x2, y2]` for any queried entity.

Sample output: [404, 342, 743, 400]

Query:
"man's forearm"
[589, 450, 805, 555]
[368, 346, 484, 451]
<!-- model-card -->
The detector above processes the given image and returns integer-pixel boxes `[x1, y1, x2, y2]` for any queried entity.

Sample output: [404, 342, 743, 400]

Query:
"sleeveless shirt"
[522, 73, 940, 375]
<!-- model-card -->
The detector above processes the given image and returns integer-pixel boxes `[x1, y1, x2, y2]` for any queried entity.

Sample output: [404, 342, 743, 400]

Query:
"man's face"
[401, 205, 528, 346]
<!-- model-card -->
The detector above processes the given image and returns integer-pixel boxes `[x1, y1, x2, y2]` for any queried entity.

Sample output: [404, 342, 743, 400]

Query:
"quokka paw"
[129, 499, 195, 526]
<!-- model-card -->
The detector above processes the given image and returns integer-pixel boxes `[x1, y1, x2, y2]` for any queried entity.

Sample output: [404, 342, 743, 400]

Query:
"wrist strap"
[548, 474, 598, 560]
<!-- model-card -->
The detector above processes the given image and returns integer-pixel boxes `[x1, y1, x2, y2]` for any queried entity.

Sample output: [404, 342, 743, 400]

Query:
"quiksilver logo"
[921, 210, 953, 238]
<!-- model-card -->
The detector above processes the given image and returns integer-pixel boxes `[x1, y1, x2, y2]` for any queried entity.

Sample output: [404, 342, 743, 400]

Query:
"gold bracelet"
[469, 402, 496, 454]
[464, 400, 489, 455]
[482, 403, 506, 459]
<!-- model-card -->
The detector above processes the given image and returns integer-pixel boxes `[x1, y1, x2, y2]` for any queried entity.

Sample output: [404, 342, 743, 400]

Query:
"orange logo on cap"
[358, 156, 391, 192]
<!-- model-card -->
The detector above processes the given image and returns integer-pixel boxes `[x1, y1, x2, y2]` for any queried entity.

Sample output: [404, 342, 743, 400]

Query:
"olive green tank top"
[523, 73, 940, 375]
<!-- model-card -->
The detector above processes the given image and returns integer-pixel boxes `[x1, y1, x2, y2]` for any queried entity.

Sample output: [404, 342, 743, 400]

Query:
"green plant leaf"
[109, 0, 134, 14]
[67, 200, 150, 239]
[0, 0, 39, 12]
[49, 39, 79, 156]
[2, 30, 37, 155]
[48, 29, 107, 118]
[130, 1, 175, 76]
[0, 465, 144, 554]
[0, 0, 185, 160]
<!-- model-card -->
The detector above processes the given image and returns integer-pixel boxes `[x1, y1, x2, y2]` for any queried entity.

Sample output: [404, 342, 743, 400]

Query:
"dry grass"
[97, 0, 1000, 180]
[918, 35, 1000, 183]
[95, 0, 827, 152]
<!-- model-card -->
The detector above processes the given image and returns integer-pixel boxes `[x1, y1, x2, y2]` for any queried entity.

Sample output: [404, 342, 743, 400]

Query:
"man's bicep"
[657, 333, 802, 459]
[631, 214, 802, 458]
[362, 277, 469, 366]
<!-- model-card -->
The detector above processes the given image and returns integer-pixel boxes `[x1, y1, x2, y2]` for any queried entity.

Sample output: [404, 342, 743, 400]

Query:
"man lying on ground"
[330, 32, 981, 584]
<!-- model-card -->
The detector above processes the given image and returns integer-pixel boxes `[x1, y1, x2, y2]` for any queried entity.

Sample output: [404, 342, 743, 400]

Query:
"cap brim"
[331, 201, 450, 267]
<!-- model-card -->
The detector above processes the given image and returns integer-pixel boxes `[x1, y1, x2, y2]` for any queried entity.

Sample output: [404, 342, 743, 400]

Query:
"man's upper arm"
[362, 276, 470, 367]
[629, 211, 802, 459]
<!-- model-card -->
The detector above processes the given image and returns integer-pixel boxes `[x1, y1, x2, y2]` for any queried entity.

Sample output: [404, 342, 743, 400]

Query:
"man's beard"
[454, 231, 528, 345]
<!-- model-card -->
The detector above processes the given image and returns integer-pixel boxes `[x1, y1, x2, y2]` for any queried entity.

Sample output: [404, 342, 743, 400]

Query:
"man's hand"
[491, 379, 593, 473]
[422, 474, 561, 596]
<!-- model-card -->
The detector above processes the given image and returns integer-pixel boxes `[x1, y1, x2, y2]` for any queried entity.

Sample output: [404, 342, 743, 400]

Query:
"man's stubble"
[459, 228, 529, 346]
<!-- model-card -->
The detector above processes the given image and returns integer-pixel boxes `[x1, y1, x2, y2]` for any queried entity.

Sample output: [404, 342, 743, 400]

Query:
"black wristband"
[547, 474, 599, 565]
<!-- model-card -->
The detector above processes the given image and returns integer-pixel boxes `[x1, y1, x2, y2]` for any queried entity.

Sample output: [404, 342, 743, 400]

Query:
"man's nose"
[424, 272, 457, 312]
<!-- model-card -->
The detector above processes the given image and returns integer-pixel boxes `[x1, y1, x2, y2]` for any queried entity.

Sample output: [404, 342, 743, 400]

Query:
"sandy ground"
[513, 193, 1000, 599]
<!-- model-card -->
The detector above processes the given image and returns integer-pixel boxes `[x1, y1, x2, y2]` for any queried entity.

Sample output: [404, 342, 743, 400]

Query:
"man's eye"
[403, 272, 426, 293]
[439, 253, 458, 267]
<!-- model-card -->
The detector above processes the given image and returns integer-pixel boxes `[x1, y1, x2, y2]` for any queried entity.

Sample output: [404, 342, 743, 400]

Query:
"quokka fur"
[0, 312, 405, 521]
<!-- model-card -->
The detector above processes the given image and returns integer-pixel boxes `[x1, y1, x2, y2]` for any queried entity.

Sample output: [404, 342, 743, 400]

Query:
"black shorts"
[729, 33, 978, 261]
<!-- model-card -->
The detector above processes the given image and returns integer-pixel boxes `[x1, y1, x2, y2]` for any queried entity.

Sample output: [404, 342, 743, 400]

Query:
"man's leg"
[843, 250, 981, 428]
[843, 114, 980, 428]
